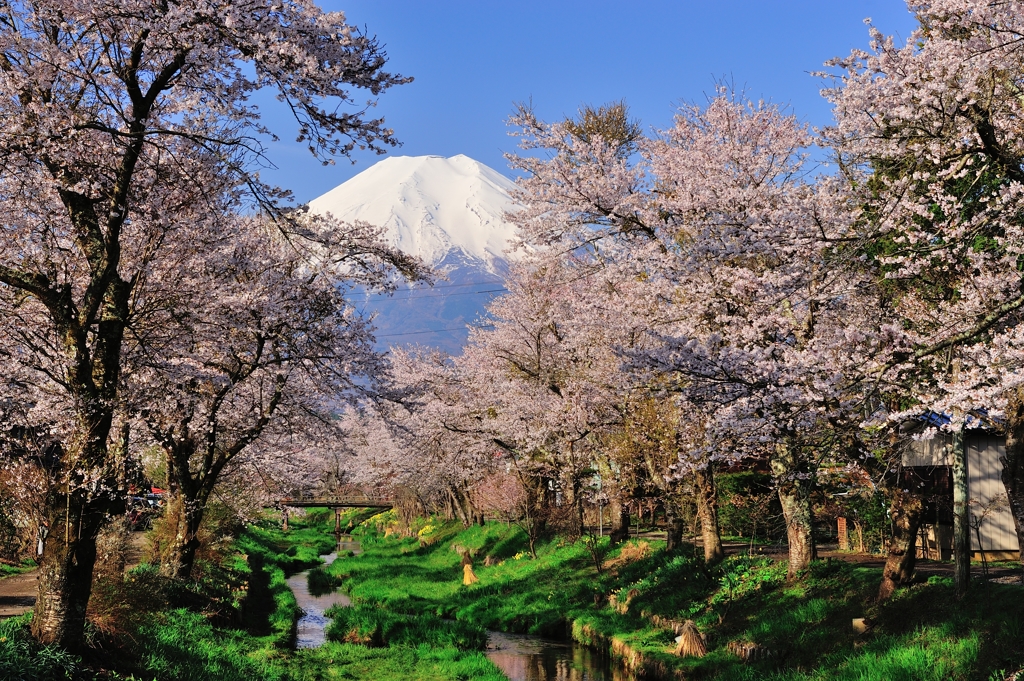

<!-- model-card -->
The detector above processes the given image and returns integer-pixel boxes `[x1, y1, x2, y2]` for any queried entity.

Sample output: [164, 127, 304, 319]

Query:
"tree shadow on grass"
[137, 609, 277, 681]
[239, 553, 273, 637]
[678, 561, 1024, 680]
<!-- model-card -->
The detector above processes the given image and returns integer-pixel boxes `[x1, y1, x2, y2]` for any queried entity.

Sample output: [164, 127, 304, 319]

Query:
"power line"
[376, 324, 495, 339]
[395, 279, 505, 291]
[371, 288, 507, 302]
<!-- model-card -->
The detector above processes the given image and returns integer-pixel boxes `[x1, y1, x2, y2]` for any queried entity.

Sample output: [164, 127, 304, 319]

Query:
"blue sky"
[258, 1, 918, 204]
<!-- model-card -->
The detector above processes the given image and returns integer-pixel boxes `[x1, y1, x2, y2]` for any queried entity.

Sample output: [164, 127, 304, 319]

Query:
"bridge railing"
[277, 496, 394, 506]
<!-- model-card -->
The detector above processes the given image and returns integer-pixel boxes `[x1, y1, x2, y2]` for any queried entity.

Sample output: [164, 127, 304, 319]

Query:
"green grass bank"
[325, 512, 1024, 680]
[0, 511, 504, 681]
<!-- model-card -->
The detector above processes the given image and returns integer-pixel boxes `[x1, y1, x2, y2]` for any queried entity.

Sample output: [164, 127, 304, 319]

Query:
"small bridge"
[275, 495, 394, 510]
[271, 495, 394, 532]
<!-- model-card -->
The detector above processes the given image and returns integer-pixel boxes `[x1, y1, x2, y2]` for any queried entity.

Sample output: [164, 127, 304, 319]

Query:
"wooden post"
[282, 508, 289, 532]
[335, 508, 342, 535]
[952, 425, 970, 598]
[838, 517, 849, 551]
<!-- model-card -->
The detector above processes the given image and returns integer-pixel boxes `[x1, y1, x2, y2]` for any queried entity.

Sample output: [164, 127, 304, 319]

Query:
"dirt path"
[0, 532, 150, 620]
[815, 547, 1023, 582]
[0, 569, 39, 619]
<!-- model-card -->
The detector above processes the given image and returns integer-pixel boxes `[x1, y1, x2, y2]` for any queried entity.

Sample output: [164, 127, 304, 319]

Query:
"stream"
[485, 630, 624, 681]
[285, 536, 361, 648]
[287, 536, 628, 680]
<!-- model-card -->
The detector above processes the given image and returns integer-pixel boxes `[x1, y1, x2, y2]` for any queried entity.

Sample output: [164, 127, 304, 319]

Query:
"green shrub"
[716, 472, 784, 541]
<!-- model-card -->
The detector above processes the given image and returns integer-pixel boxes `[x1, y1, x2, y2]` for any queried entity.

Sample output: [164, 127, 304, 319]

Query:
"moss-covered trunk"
[952, 425, 970, 598]
[607, 497, 631, 545]
[664, 495, 687, 551]
[162, 494, 206, 580]
[878, 490, 924, 601]
[694, 463, 724, 563]
[771, 440, 816, 578]
[31, 494, 106, 648]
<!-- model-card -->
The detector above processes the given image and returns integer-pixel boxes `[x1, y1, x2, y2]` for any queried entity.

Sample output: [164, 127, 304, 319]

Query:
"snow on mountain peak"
[307, 154, 519, 273]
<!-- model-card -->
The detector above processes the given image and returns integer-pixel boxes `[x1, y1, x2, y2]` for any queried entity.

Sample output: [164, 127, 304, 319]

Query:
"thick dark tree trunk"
[567, 477, 585, 539]
[878, 490, 924, 601]
[608, 497, 631, 545]
[694, 463, 724, 563]
[1001, 388, 1024, 570]
[450, 487, 476, 527]
[771, 441, 816, 578]
[32, 393, 126, 646]
[162, 495, 205, 580]
[952, 425, 970, 598]
[664, 496, 686, 551]
[31, 494, 106, 648]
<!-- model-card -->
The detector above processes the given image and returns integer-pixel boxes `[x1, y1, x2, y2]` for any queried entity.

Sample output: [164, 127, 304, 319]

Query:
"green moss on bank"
[328, 518, 1024, 681]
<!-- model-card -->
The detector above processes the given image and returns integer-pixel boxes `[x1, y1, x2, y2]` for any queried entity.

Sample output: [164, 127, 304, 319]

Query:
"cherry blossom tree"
[0, 0, 408, 646]
[823, 0, 1024, 588]
[499, 103, 696, 546]
[360, 347, 498, 524]
[636, 93, 874, 576]
[131, 214, 424, 579]
[503, 93, 873, 576]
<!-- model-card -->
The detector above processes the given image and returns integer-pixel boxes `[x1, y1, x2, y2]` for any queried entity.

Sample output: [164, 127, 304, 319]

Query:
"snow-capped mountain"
[307, 155, 520, 353]
[308, 154, 519, 275]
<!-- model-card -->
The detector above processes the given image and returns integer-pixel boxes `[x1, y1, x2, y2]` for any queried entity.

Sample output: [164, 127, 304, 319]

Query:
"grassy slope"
[0, 513, 505, 681]
[329, 516, 1024, 681]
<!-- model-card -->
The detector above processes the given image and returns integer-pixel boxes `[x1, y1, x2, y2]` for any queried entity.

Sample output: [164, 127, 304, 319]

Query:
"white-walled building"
[904, 430, 1019, 561]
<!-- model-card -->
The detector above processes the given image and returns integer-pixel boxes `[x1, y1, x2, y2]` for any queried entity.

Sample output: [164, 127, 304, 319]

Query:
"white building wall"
[904, 430, 1019, 553]
[966, 434, 1019, 553]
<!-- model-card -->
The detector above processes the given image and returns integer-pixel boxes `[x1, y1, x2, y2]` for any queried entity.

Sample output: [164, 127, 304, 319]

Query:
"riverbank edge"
[335, 515, 704, 679]
[236, 523, 337, 650]
[332, 514, 1024, 680]
[1, 515, 510, 681]
[571, 619, 686, 680]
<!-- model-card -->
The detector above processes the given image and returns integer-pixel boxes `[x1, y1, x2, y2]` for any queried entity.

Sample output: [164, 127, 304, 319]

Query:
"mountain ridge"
[307, 154, 519, 353]
[308, 154, 519, 276]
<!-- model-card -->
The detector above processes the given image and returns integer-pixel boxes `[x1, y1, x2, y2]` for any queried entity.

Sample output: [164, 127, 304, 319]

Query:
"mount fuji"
[307, 155, 520, 353]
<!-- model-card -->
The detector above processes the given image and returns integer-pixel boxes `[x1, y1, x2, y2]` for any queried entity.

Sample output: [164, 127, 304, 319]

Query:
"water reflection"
[486, 630, 628, 681]
[336, 537, 362, 556]
[287, 551, 351, 648]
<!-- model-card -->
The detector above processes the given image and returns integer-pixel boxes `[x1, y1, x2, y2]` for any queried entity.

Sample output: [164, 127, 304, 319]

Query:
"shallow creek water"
[286, 538, 362, 648]
[485, 630, 625, 681]
[286, 536, 629, 680]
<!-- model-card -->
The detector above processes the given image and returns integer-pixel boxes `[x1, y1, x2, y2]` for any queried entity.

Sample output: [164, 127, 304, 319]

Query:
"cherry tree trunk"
[664, 496, 687, 551]
[952, 426, 970, 598]
[31, 494, 106, 648]
[877, 490, 924, 601]
[1000, 388, 1024, 570]
[607, 497, 631, 545]
[450, 487, 475, 527]
[162, 496, 205, 580]
[771, 442, 816, 578]
[694, 464, 724, 563]
[564, 478, 585, 538]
